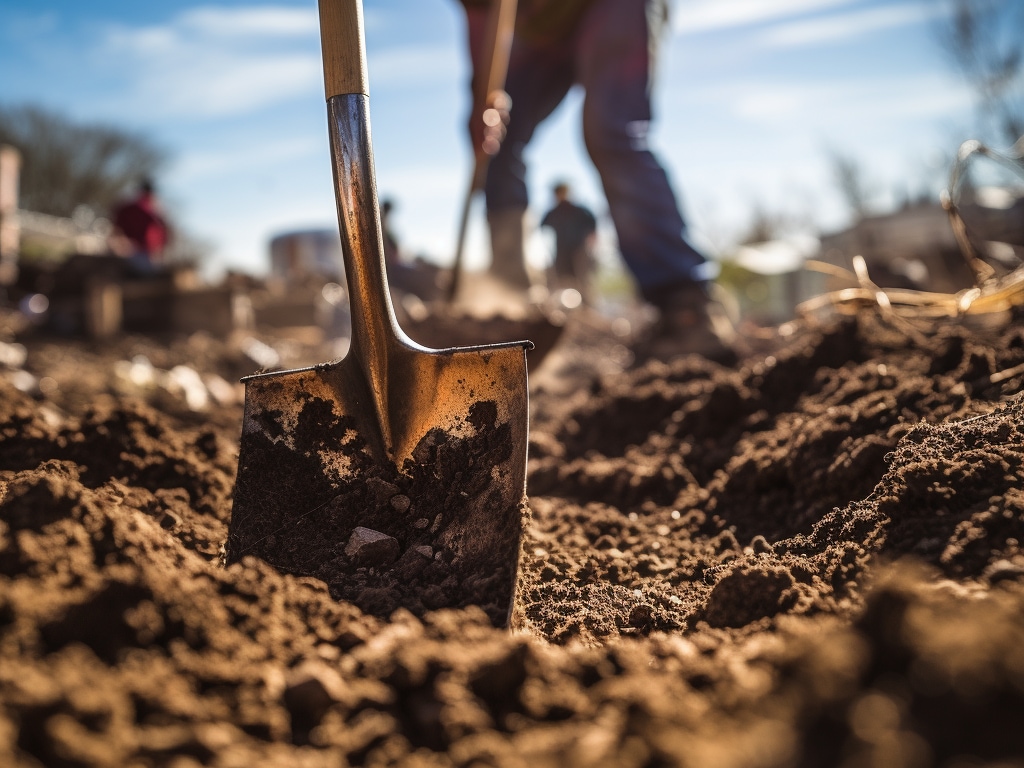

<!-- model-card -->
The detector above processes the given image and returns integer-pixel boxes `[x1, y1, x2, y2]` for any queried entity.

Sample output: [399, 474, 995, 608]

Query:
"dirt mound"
[2, 313, 1023, 766]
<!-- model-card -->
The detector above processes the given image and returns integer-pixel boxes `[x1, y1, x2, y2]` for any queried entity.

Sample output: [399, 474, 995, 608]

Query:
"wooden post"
[0, 145, 20, 286]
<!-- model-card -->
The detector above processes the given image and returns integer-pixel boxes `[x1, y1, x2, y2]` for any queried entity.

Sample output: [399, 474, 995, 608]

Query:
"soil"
[2, 306, 1024, 767]
[228, 369, 522, 628]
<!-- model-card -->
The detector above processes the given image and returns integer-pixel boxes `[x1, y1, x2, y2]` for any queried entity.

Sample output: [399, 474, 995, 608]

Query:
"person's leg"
[575, 0, 707, 301]
[570, 242, 597, 306]
[578, 0, 735, 363]
[483, 41, 575, 289]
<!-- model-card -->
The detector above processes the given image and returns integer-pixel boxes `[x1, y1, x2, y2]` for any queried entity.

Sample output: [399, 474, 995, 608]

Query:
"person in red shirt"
[110, 178, 171, 272]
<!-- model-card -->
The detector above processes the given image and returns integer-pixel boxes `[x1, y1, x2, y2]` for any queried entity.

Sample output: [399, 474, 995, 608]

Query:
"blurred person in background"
[379, 196, 442, 302]
[541, 180, 597, 304]
[380, 197, 401, 268]
[109, 177, 171, 274]
[457, 0, 735, 362]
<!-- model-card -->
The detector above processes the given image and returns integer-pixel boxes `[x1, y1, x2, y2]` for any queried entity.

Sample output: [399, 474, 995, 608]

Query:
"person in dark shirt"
[457, 0, 734, 362]
[541, 181, 597, 303]
[110, 178, 171, 273]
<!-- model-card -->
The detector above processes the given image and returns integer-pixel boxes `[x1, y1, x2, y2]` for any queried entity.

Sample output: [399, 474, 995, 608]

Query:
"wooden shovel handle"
[319, 0, 369, 98]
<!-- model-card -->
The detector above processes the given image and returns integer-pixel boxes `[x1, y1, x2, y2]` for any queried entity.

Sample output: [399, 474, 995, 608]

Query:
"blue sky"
[0, 0, 998, 277]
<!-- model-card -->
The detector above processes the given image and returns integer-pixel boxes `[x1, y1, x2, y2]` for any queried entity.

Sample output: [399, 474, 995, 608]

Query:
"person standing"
[380, 198, 402, 268]
[541, 180, 597, 303]
[110, 178, 171, 273]
[457, 0, 734, 362]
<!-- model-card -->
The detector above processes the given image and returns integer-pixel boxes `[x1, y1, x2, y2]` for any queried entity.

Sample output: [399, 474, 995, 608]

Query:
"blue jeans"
[484, 0, 708, 300]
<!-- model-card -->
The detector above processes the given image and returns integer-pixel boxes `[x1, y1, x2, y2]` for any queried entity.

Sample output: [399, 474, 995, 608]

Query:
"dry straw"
[797, 137, 1024, 342]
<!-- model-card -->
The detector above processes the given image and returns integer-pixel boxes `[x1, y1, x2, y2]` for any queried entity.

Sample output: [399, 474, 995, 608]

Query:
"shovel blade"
[226, 341, 529, 628]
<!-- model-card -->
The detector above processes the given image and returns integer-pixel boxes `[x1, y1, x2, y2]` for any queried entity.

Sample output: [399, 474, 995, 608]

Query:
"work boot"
[633, 280, 737, 366]
[486, 208, 533, 291]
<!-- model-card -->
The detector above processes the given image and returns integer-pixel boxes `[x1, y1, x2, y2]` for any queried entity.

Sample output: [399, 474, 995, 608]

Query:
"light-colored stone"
[344, 526, 400, 567]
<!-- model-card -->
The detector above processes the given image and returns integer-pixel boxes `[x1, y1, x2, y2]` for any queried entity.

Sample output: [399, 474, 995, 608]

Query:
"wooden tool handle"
[319, 0, 369, 98]
[475, 0, 518, 107]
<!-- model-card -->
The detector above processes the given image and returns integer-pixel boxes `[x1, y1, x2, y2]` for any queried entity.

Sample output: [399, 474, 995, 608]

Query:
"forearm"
[457, 0, 512, 157]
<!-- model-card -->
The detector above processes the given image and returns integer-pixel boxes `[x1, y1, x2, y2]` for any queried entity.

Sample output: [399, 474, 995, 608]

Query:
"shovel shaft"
[321, 0, 417, 453]
[319, 0, 368, 98]
[327, 94, 404, 445]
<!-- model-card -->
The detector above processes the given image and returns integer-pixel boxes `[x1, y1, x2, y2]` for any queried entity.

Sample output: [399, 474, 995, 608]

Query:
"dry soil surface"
[1, 307, 1024, 768]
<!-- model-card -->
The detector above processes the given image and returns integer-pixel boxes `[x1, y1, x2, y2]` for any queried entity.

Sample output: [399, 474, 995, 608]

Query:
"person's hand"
[470, 89, 511, 157]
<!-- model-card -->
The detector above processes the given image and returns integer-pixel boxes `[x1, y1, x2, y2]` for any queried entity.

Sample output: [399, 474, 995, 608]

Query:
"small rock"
[366, 478, 400, 505]
[412, 518, 430, 529]
[390, 494, 412, 513]
[750, 535, 774, 555]
[393, 545, 433, 579]
[344, 527, 400, 567]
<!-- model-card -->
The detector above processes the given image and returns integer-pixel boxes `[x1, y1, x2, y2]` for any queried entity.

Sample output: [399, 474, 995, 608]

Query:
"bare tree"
[935, 0, 1024, 145]
[0, 104, 168, 218]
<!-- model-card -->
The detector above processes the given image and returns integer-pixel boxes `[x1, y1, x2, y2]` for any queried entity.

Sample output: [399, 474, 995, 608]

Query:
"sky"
[0, 0, 1003, 278]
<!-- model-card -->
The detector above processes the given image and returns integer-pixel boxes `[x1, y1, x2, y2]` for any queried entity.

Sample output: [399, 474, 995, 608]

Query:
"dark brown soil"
[228, 376, 522, 628]
[2, 308, 1024, 767]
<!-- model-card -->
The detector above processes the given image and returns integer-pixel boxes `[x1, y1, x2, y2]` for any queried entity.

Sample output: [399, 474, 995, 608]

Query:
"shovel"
[226, 0, 531, 629]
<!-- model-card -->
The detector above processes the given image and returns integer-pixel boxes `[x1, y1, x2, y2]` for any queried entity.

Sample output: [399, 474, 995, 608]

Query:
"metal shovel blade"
[225, 0, 530, 628]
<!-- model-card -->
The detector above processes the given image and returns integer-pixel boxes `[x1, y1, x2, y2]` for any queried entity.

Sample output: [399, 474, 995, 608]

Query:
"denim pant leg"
[484, 41, 576, 212]
[576, 0, 708, 300]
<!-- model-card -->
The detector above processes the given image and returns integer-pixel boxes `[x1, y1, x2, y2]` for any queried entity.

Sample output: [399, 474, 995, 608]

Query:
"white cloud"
[713, 73, 972, 126]
[96, 6, 458, 119]
[731, 86, 811, 121]
[99, 6, 323, 119]
[674, 0, 862, 35]
[757, 3, 942, 47]
[177, 6, 319, 38]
